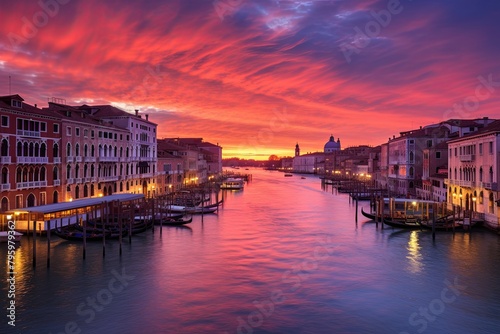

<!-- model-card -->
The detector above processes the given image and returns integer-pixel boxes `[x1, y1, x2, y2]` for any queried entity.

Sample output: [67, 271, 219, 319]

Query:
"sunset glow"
[1, 0, 500, 158]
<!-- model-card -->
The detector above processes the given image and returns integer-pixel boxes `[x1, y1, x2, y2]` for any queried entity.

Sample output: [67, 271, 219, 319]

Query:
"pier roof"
[5, 193, 144, 215]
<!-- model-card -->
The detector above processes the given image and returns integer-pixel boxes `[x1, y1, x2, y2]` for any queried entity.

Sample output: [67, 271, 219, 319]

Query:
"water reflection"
[406, 231, 423, 274]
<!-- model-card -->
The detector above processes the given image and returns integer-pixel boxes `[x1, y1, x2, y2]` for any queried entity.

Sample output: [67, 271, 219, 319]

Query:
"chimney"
[135, 109, 139, 116]
[145, 114, 149, 121]
[34, 104, 37, 108]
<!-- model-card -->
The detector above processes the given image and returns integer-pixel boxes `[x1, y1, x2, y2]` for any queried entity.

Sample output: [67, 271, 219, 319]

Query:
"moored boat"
[383, 217, 422, 229]
[220, 178, 244, 190]
[0, 231, 23, 243]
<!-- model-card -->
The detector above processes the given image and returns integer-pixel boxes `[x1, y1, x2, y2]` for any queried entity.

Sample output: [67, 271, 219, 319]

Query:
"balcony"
[54, 180, 60, 186]
[481, 182, 498, 191]
[84, 157, 96, 163]
[17, 129, 40, 137]
[66, 156, 74, 163]
[447, 179, 476, 187]
[75, 157, 83, 162]
[1, 183, 10, 191]
[53, 157, 61, 164]
[16, 181, 48, 189]
[67, 178, 74, 184]
[99, 156, 119, 162]
[100, 176, 119, 182]
[460, 154, 475, 162]
[17, 157, 49, 164]
[0, 156, 11, 164]
[74, 178, 82, 184]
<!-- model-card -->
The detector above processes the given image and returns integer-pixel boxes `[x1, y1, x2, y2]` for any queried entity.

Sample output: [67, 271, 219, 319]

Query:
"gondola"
[383, 217, 422, 229]
[53, 229, 110, 241]
[157, 217, 193, 226]
[360, 208, 376, 220]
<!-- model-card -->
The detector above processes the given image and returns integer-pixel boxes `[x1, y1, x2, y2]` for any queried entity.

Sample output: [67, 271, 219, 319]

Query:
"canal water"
[1, 168, 500, 334]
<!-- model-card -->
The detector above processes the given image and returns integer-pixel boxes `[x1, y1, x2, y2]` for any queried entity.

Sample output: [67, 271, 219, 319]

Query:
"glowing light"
[6, 214, 12, 220]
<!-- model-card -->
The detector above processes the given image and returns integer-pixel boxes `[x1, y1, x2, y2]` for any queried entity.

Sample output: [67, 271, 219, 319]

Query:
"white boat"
[220, 178, 244, 190]
[0, 231, 23, 243]
[166, 205, 218, 214]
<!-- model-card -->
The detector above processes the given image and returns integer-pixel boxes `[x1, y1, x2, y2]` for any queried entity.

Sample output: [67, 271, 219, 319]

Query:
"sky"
[1, 0, 500, 159]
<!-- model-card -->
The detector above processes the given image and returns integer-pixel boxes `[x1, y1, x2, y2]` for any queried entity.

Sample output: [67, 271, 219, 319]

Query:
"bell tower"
[295, 143, 300, 157]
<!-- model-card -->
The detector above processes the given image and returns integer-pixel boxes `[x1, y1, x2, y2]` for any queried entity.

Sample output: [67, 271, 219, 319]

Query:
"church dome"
[324, 134, 341, 153]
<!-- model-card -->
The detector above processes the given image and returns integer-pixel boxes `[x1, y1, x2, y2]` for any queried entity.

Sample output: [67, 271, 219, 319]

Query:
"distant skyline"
[1, 0, 500, 159]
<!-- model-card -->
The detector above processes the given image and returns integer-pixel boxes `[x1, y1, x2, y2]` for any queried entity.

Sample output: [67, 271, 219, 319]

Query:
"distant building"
[324, 135, 341, 153]
[292, 134, 341, 173]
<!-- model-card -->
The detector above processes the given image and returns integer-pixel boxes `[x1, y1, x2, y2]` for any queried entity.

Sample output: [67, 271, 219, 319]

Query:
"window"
[53, 124, 59, 133]
[436, 152, 441, 159]
[11, 100, 22, 108]
[489, 142, 494, 154]
[1, 116, 9, 127]
[75, 128, 80, 136]
[426, 140, 432, 148]
[479, 143, 483, 155]
[15, 195, 22, 209]
[454, 147, 457, 156]
[66, 127, 72, 136]
[91, 130, 95, 138]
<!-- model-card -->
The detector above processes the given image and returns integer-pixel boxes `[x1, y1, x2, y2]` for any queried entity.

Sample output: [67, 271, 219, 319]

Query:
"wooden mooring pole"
[46, 220, 51, 268]
[32, 220, 36, 268]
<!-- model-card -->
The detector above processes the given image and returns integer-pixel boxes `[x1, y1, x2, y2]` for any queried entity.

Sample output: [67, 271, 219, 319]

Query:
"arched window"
[91, 184, 95, 197]
[53, 191, 59, 204]
[34, 142, 40, 157]
[75, 185, 80, 199]
[66, 165, 71, 179]
[16, 167, 22, 183]
[409, 151, 414, 163]
[84, 185, 89, 197]
[84, 144, 88, 157]
[53, 143, 59, 158]
[53, 166, 59, 180]
[91, 165, 95, 177]
[91, 145, 95, 157]
[1, 197, 8, 211]
[1, 167, 8, 184]
[84, 164, 88, 178]
[23, 142, 28, 156]
[75, 165, 80, 178]
[489, 166, 494, 183]
[40, 142, 46, 157]
[17, 142, 22, 156]
[66, 143, 71, 157]
[75, 143, 80, 156]
[1, 139, 8, 156]
[26, 193, 35, 207]
[479, 167, 483, 182]
[29, 142, 34, 157]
